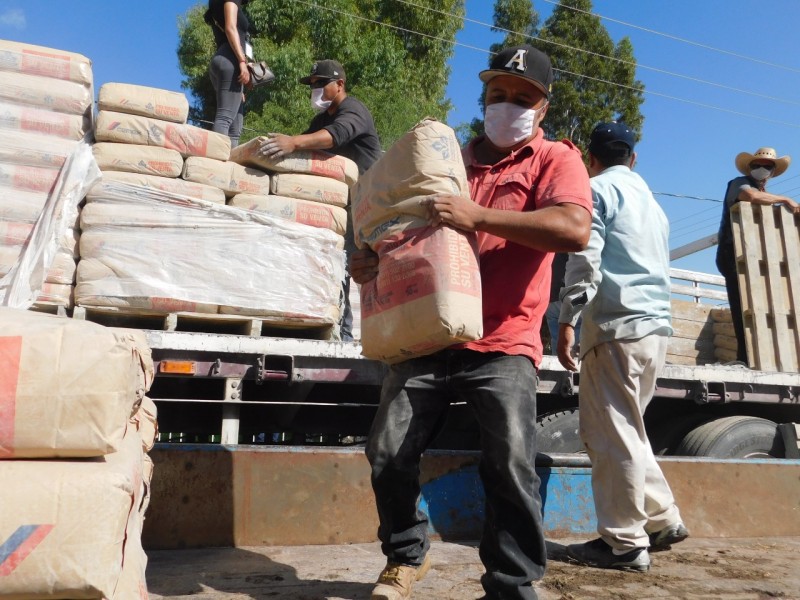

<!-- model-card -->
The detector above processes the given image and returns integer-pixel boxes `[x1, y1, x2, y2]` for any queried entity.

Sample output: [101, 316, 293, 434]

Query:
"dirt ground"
[146, 536, 800, 600]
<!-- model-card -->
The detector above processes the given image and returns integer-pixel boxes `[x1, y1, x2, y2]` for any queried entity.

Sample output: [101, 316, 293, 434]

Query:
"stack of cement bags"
[229, 140, 357, 240]
[76, 181, 345, 323]
[711, 306, 739, 363]
[92, 82, 229, 204]
[0, 39, 93, 309]
[0, 308, 156, 599]
[350, 118, 482, 363]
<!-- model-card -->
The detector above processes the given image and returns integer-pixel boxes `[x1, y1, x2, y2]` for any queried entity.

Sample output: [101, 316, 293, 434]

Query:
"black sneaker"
[566, 538, 650, 572]
[648, 523, 689, 551]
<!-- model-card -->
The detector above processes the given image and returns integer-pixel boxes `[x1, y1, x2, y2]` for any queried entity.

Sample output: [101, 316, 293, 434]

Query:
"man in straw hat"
[716, 147, 798, 364]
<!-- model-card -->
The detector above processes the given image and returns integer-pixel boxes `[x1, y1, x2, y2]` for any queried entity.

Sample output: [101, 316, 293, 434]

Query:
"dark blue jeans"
[366, 349, 545, 600]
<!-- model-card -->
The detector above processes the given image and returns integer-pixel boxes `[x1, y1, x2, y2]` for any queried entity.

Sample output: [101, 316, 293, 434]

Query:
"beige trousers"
[579, 335, 682, 550]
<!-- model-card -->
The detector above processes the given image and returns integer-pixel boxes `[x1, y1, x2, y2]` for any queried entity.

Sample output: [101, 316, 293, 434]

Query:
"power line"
[540, 0, 800, 76]
[652, 191, 721, 203]
[393, 0, 800, 108]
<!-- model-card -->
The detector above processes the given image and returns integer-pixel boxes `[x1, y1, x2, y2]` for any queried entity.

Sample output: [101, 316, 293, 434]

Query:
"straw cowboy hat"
[735, 147, 791, 177]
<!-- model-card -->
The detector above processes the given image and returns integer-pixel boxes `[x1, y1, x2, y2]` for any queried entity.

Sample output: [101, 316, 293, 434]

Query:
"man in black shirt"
[259, 60, 382, 341]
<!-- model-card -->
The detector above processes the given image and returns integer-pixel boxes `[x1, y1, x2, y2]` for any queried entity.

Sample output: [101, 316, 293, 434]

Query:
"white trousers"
[579, 335, 682, 550]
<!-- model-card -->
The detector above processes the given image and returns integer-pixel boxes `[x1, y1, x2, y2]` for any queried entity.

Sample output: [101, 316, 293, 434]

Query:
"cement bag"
[0, 162, 61, 194]
[230, 137, 358, 187]
[95, 110, 230, 161]
[97, 170, 227, 204]
[351, 118, 482, 363]
[0, 39, 93, 85]
[0, 99, 89, 140]
[0, 130, 78, 169]
[182, 155, 270, 198]
[0, 70, 92, 116]
[229, 192, 347, 235]
[0, 308, 153, 458]
[33, 282, 74, 307]
[0, 247, 74, 284]
[270, 172, 350, 208]
[0, 222, 78, 258]
[0, 429, 145, 599]
[93, 142, 184, 178]
[98, 82, 189, 124]
[77, 183, 344, 323]
[0, 187, 48, 223]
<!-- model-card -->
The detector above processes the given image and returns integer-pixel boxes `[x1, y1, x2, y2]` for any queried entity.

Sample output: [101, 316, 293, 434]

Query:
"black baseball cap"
[299, 59, 346, 85]
[588, 121, 636, 156]
[479, 45, 554, 98]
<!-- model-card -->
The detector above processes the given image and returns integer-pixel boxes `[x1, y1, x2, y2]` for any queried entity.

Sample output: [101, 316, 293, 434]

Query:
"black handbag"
[246, 61, 275, 86]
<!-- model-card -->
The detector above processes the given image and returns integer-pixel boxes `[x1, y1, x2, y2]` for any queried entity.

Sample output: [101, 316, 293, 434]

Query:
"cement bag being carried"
[0, 308, 153, 458]
[230, 138, 359, 187]
[98, 82, 189, 124]
[351, 118, 482, 363]
[0, 428, 147, 599]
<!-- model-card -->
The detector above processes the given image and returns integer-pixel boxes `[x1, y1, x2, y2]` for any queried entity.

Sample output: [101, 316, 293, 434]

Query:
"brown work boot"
[370, 555, 431, 600]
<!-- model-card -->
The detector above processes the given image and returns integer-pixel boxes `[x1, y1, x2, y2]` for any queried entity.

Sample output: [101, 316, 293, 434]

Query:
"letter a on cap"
[504, 48, 527, 73]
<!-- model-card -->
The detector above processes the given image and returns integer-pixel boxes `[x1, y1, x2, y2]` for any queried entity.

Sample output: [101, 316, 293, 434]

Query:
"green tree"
[457, 0, 644, 151]
[177, 0, 464, 148]
[535, 0, 644, 149]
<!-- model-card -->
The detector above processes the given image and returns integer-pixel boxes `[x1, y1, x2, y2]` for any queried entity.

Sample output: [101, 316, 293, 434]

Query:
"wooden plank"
[666, 335, 716, 358]
[670, 284, 728, 302]
[778, 208, 800, 368]
[665, 353, 707, 366]
[760, 206, 793, 371]
[672, 318, 713, 341]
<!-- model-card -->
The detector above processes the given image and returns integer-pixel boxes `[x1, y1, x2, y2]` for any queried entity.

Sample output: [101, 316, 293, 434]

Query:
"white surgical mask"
[311, 87, 332, 112]
[750, 167, 772, 181]
[484, 102, 542, 148]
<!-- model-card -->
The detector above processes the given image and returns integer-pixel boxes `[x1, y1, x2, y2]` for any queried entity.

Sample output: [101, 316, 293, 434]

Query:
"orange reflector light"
[159, 360, 197, 375]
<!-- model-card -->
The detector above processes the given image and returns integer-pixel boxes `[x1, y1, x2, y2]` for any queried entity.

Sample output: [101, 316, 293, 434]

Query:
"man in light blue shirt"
[557, 122, 688, 572]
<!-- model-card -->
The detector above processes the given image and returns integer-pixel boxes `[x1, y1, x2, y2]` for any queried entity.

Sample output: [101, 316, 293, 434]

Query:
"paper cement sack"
[182, 155, 271, 198]
[0, 70, 92, 116]
[0, 187, 48, 224]
[270, 172, 350, 207]
[0, 130, 79, 169]
[0, 99, 89, 140]
[0, 162, 61, 194]
[95, 110, 231, 161]
[93, 142, 184, 178]
[98, 82, 189, 124]
[0, 308, 153, 458]
[351, 118, 482, 363]
[0, 429, 146, 599]
[229, 192, 347, 235]
[0, 39, 93, 86]
[230, 137, 359, 187]
[97, 170, 227, 204]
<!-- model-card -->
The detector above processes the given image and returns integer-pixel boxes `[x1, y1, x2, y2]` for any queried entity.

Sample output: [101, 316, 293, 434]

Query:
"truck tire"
[674, 416, 786, 459]
[648, 413, 713, 456]
[536, 409, 584, 453]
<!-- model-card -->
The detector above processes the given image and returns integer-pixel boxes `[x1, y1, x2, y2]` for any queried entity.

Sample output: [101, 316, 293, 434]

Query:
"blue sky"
[2, 0, 799, 281]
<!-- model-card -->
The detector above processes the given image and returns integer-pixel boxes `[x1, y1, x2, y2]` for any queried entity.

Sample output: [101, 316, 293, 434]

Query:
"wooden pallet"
[731, 203, 800, 372]
[72, 305, 337, 340]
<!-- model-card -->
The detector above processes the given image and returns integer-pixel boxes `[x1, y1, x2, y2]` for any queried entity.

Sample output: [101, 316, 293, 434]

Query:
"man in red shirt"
[351, 45, 592, 600]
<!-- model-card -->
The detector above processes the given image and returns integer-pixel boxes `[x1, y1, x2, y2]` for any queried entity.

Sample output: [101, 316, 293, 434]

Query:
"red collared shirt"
[458, 129, 592, 366]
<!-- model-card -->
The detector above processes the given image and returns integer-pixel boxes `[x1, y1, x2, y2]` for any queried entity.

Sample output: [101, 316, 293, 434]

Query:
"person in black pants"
[259, 60, 382, 341]
[205, 0, 252, 146]
[716, 147, 797, 364]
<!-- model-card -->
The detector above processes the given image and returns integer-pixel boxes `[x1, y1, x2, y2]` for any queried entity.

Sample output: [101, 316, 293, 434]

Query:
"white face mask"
[484, 102, 542, 148]
[311, 87, 332, 112]
[750, 166, 772, 181]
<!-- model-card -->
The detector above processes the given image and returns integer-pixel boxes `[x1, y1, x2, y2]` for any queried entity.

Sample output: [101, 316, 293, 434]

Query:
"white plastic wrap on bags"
[98, 82, 189, 124]
[0, 70, 92, 116]
[351, 118, 483, 363]
[0, 141, 100, 308]
[0, 39, 93, 86]
[270, 172, 350, 207]
[0, 130, 79, 168]
[0, 99, 89, 140]
[0, 246, 74, 283]
[77, 182, 344, 323]
[93, 170, 227, 204]
[229, 192, 348, 235]
[182, 155, 271, 198]
[230, 137, 359, 187]
[0, 187, 48, 223]
[93, 141, 184, 178]
[95, 110, 231, 161]
[0, 162, 61, 194]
